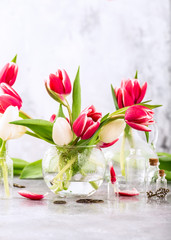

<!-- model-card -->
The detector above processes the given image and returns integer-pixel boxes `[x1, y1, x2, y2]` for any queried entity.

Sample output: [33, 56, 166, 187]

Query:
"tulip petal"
[73, 113, 87, 137]
[0, 94, 22, 114]
[0, 83, 22, 103]
[117, 88, 124, 108]
[110, 165, 116, 184]
[99, 138, 119, 148]
[124, 80, 135, 102]
[137, 82, 147, 103]
[81, 121, 100, 140]
[0, 63, 9, 83]
[123, 89, 134, 107]
[52, 117, 73, 146]
[99, 119, 126, 143]
[62, 69, 72, 94]
[133, 80, 141, 102]
[18, 190, 47, 200]
[125, 120, 151, 132]
[118, 188, 139, 196]
[50, 114, 56, 123]
[49, 73, 65, 94]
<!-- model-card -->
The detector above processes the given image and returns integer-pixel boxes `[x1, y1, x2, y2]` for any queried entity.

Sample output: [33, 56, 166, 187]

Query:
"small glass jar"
[126, 148, 146, 192]
[146, 158, 159, 194]
[156, 170, 167, 189]
[0, 149, 13, 198]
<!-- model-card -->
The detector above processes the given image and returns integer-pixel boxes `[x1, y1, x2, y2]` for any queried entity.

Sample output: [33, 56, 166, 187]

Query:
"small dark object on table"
[13, 183, 26, 188]
[53, 200, 67, 204]
[76, 199, 104, 203]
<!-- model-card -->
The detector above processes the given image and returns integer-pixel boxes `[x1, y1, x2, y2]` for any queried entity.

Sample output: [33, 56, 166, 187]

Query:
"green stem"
[0, 141, 10, 197]
[19, 110, 32, 119]
[120, 131, 126, 176]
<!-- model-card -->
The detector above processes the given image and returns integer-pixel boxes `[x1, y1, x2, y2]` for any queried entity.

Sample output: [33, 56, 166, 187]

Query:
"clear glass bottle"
[107, 180, 119, 200]
[126, 148, 146, 192]
[156, 170, 167, 199]
[146, 158, 159, 194]
[0, 148, 13, 199]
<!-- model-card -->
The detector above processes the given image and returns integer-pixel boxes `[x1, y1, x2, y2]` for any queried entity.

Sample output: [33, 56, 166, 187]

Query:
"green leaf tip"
[134, 70, 138, 79]
[111, 84, 119, 110]
[72, 66, 81, 123]
[11, 54, 17, 63]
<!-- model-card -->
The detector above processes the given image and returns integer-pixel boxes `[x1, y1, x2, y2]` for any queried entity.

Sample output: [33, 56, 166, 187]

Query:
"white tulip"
[0, 106, 26, 141]
[52, 117, 73, 146]
[99, 119, 126, 143]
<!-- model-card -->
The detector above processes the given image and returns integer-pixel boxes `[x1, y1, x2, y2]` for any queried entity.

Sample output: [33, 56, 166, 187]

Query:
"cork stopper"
[149, 158, 158, 166]
[159, 169, 165, 177]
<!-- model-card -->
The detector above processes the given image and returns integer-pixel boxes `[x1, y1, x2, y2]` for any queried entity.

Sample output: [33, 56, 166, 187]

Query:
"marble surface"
[0, 0, 170, 162]
[0, 179, 171, 240]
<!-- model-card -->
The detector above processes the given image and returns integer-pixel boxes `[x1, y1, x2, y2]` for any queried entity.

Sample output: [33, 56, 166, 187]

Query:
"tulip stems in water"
[120, 131, 126, 176]
[0, 141, 10, 197]
[52, 157, 76, 184]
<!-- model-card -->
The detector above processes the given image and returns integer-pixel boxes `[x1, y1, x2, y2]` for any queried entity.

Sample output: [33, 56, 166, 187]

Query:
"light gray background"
[0, 0, 170, 162]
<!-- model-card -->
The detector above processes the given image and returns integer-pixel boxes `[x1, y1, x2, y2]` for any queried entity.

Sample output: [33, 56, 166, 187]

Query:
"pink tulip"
[46, 69, 72, 100]
[115, 79, 147, 108]
[73, 105, 102, 140]
[0, 62, 18, 86]
[110, 165, 116, 184]
[0, 83, 22, 113]
[125, 105, 154, 132]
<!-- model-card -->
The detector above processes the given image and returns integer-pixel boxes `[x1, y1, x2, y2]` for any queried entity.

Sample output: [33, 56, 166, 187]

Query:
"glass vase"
[0, 142, 13, 198]
[42, 145, 106, 198]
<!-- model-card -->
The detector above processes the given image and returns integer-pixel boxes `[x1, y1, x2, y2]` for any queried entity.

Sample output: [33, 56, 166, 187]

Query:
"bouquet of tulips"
[0, 56, 162, 196]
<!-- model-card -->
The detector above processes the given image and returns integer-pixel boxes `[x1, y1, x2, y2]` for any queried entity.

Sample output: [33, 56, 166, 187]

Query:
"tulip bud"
[0, 62, 18, 86]
[73, 105, 102, 140]
[52, 117, 73, 146]
[99, 119, 126, 143]
[115, 79, 147, 108]
[0, 106, 26, 141]
[46, 69, 72, 102]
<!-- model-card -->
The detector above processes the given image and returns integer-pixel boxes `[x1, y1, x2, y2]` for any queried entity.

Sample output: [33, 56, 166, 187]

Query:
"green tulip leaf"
[165, 170, 171, 181]
[159, 156, 171, 171]
[57, 104, 66, 119]
[11, 54, 17, 63]
[111, 84, 119, 110]
[138, 103, 162, 109]
[12, 157, 29, 170]
[72, 66, 81, 123]
[11, 119, 54, 144]
[157, 152, 171, 158]
[14, 169, 23, 176]
[20, 159, 43, 179]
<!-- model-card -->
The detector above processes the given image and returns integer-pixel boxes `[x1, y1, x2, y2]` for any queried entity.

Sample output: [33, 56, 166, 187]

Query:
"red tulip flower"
[46, 69, 72, 101]
[73, 105, 102, 140]
[0, 83, 22, 113]
[0, 62, 18, 86]
[50, 114, 56, 123]
[125, 105, 154, 132]
[115, 79, 147, 108]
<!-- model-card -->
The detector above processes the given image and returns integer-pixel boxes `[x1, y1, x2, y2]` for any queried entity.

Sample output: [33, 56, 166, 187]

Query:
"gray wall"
[0, 0, 170, 161]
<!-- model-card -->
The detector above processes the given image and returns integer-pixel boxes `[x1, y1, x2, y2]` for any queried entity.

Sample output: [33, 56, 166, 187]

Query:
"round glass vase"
[0, 143, 13, 199]
[42, 145, 106, 198]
